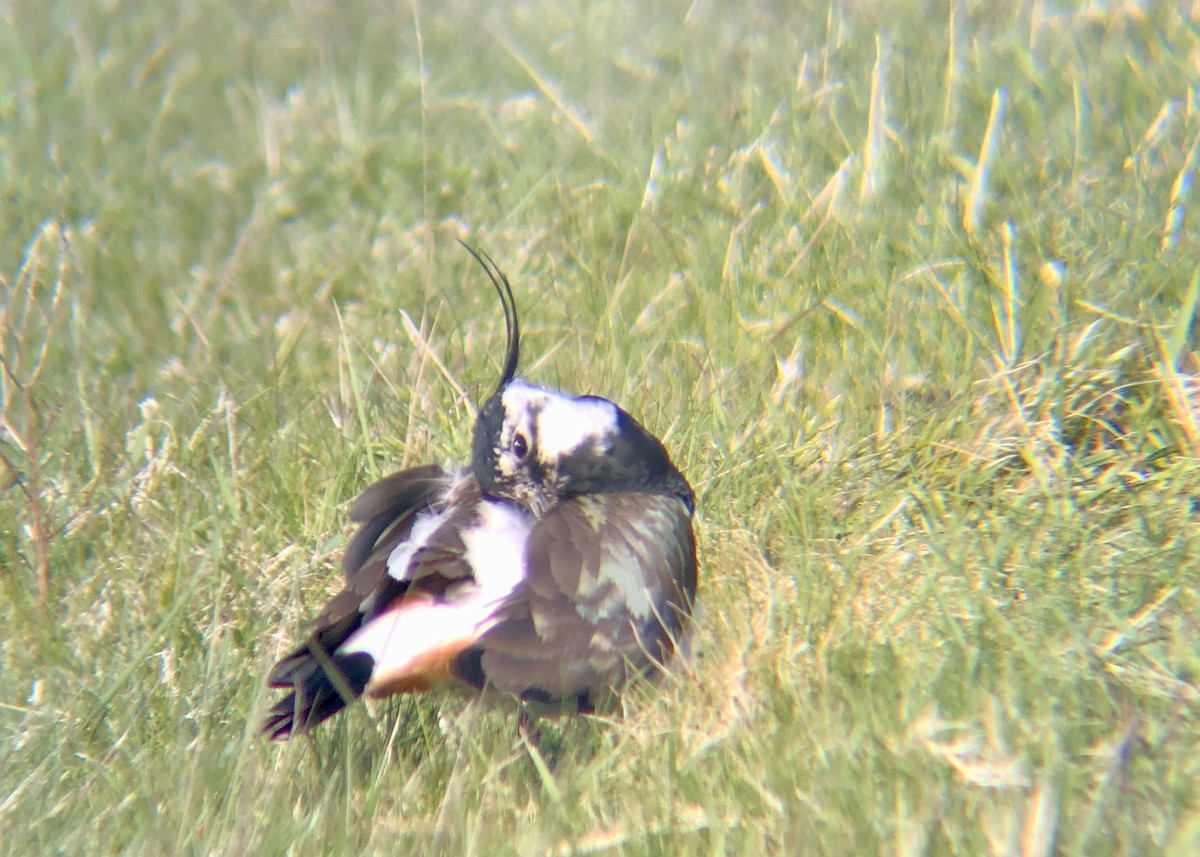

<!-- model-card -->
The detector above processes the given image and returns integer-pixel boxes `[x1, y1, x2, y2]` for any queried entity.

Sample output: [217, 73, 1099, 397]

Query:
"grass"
[3, 0, 1200, 853]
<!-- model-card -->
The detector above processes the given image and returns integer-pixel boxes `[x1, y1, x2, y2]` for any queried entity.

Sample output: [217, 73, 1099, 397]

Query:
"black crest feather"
[458, 241, 520, 392]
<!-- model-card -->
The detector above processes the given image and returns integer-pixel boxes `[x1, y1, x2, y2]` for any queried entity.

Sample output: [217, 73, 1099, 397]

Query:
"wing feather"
[267, 466, 477, 687]
[342, 463, 450, 579]
[456, 492, 696, 704]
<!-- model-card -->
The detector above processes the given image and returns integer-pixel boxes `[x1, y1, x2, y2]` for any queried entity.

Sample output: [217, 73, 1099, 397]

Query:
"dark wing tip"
[260, 691, 301, 740]
[259, 651, 375, 740]
[457, 240, 519, 391]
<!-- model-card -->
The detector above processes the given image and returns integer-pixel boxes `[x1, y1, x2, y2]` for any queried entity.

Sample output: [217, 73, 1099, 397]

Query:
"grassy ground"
[3, 0, 1200, 853]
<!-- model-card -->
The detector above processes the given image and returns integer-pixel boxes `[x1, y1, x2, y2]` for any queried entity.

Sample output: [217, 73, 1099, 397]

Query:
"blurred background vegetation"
[2, 1, 1199, 854]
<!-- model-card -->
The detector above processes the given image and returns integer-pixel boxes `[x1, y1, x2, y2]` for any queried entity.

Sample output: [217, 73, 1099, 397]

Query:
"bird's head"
[462, 245, 692, 518]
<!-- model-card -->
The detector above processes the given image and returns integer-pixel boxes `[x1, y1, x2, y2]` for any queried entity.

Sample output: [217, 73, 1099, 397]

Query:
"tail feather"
[261, 651, 375, 740]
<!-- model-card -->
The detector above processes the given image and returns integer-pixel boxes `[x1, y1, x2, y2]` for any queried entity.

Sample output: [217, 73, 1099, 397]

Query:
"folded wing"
[453, 492, 696, 709]
[262, 466, 487, 738]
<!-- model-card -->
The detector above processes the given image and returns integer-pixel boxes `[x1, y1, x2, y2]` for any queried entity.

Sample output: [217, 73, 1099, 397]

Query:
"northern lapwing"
[260, 246, 697, 739]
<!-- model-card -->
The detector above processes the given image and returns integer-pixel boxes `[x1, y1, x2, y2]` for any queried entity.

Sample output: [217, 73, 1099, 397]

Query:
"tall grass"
[2, 1, 1199, 853]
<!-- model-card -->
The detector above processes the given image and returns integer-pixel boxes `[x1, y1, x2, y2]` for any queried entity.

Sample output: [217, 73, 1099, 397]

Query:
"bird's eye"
[512, 433, 529, 460]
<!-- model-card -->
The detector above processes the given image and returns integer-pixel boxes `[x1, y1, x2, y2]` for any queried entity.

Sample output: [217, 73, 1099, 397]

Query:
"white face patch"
[536, 394, 619, 463]
[499, 380, 619, 469]
[496, 382, 539, 478]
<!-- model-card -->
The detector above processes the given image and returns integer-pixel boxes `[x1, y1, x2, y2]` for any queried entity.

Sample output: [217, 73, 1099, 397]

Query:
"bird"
[260, 244, 697, 740]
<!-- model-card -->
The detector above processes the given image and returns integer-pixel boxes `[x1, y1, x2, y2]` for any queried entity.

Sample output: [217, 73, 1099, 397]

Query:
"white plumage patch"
[536, 394, 618, 461]
[385, 507, 450, 581]
[461, 500, 532, 595]
[339, 498, 533, 688]
[337, 595, 492, 692]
